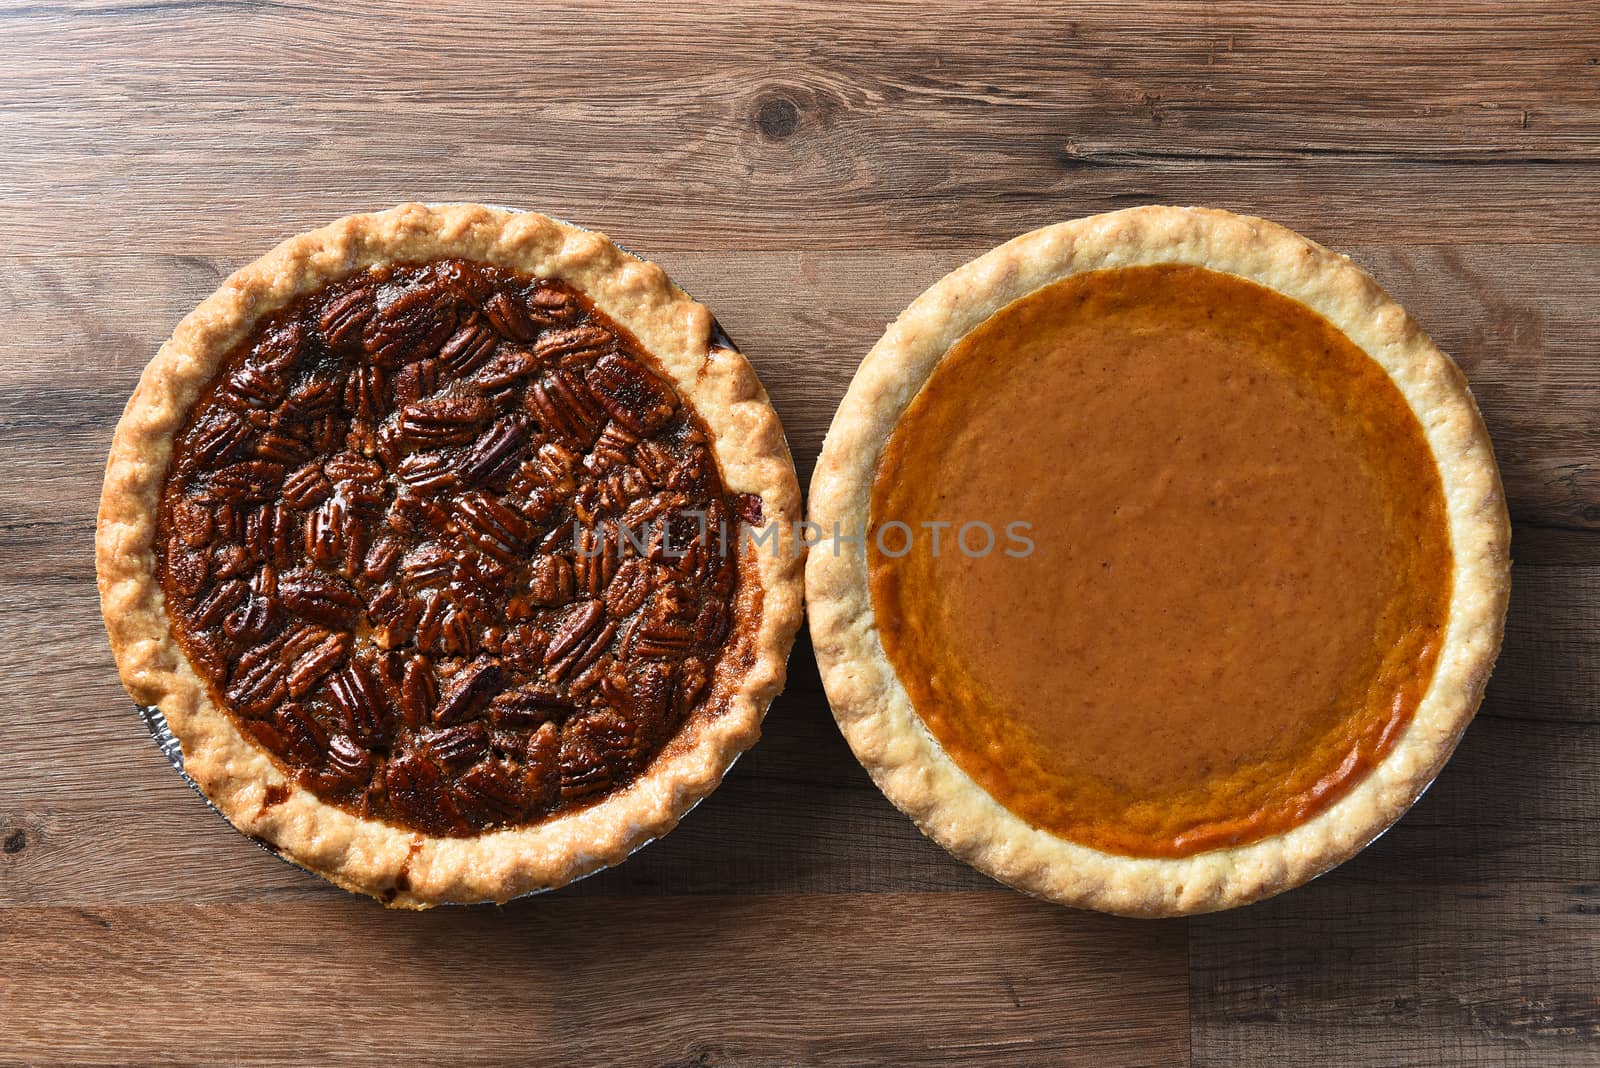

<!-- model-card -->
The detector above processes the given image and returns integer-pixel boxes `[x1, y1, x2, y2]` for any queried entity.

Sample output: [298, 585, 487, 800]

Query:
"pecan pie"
[807, 206, 1510, 916]
[98, 204, 803, 906]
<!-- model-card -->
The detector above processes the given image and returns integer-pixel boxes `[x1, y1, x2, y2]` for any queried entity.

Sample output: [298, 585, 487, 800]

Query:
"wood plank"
[0, 894, 1189, 1067]
[1, 245, 1597, 547]
[0, 238, 1596, 904]
[1188, 569, 1600, 1065]
[3, 563, 1592, 904]
[2, 3, 1598, 252]
[0, 608, 1000, 904]
[1189, 882, 1600, 1067]
[2, 4, 1598, 1062]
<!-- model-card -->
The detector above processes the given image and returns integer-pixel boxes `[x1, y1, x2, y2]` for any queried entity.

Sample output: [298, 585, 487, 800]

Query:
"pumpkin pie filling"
[869, 264, 1453, 858]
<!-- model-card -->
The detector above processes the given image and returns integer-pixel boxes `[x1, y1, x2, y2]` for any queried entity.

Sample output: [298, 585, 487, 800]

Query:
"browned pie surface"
[870, 264, 1453, 857]
[156, 259, 760, 837]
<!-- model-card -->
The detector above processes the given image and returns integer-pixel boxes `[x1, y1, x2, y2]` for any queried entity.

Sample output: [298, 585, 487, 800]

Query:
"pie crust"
[806, 206, 1510, 916]
[98, 203, 804, 907]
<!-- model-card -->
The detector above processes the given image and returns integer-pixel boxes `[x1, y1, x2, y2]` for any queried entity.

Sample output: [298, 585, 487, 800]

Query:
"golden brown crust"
[805, 205, 1511, 917]
[98, 203, 804, 907]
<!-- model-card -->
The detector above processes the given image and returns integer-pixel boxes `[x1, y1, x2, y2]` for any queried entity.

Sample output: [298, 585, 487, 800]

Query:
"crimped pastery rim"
[805, 205, 1510, 917]
[97, 203, 805, 907]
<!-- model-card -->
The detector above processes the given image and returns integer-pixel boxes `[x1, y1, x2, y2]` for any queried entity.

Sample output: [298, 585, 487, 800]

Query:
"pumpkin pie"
[806, 206, 1510, 916]
[97, 203, 804, 906]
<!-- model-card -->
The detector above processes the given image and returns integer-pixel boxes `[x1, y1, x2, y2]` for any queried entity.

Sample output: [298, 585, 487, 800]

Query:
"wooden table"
[2, 4, 1596, 1064]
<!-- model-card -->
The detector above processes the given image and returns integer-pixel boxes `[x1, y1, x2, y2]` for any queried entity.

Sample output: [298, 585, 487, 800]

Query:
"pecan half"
[343, 365, 387, 423]
[533, 324, 613, 364]
[396, 451, 461, 495]
[482, 291, 537, 340]
[165, 536, 209, 596]
[419, 722, 488, 775]
[185, 412, 254, 469]
[400, 655, 438, 727]
[489, 684, 576, 729]
[276, 703, 329, 765]
[453, 760, 537, 824]
[433, 658, 504, 725]
[169, 498, 214, 547]
[437, 321, 499, 378]
[227, 649, 288, 718]
[475, 347, 540, 389]
[191, 578, 249, 627]
[398, 395, 494, 447]
[281, 378, 341, 423]
[319, 288, 374, 350]
[558, 708, 636, 801]
[458, 415, 532, 487]
[323, 733, 373, 786]
[546, 600, 605, 665]
[587, 354, 678, 435]
[525, 370, 605, 448]
[364, 283, 454, 367]
[454, 491, 533, 563]
[383, 752, 463, 834]
[526, 285, 580, 327]
[220, 363, 287, 411]
[526, 553, 576, 607]
[280, 569, 363, 629]
[604, 557, 653, 619]
[224, 589, 282, 644]
[285, 630, 349, 697]
[327, 659, 392, 744]
[200, 460, 285, 504]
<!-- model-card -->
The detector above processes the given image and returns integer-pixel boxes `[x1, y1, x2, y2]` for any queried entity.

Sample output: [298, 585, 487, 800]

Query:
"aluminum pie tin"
[134, 204, 757, 904]
[136, 700, 724, 903]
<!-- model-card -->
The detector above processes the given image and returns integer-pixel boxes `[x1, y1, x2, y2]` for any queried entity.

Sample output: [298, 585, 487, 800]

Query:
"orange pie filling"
[869, 264, 1453, 858]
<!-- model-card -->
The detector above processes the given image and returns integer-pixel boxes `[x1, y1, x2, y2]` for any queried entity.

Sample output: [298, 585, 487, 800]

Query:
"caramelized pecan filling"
[157, 259, 753, 836]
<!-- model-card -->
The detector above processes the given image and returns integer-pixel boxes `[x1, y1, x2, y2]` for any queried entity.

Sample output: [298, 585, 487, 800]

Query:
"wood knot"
[755, 96, 800, 140]
[3, 829, 26, 854]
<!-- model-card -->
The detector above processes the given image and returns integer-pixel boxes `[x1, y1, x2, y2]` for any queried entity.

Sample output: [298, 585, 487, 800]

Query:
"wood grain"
[2, 3, 1599, 253]
[2, 245, 1597, 553]
[1191, 882, 1600, 1067]
[2, 565, 1592, 907]
[0, 894, 1189, 1067]
[2, 1, 1597, 1065]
